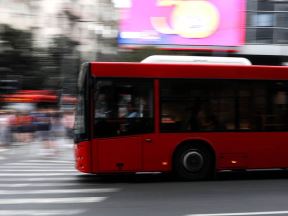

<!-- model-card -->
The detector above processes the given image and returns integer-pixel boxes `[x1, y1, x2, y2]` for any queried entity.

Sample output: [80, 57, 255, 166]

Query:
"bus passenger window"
[94, 79, 154, 137]
[160, 79, 236, 132]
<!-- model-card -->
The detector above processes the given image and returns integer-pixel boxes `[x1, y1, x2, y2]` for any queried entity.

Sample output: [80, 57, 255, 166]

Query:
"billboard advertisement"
[118, 0, 246, 47]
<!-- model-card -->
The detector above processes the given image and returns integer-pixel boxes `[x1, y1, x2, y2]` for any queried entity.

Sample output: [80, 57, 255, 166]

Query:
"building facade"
[242, 0, 288, 59]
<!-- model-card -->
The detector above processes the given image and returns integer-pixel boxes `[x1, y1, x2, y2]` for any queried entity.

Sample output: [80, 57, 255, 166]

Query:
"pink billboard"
[118, 0, 246, 47]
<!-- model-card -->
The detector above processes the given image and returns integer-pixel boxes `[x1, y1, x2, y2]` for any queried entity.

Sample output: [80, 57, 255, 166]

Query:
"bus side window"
[160, 79, 236, 132]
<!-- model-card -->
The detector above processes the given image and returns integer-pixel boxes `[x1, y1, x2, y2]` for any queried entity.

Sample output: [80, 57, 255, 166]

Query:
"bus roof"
[141, 55, 252, 65]
[90, 62, 288, 80]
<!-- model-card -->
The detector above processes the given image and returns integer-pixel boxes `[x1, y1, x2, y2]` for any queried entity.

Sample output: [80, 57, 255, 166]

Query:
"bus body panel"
[92, 133, 160, 172]
[74, 141, 92, 173]
[156, 132, 288, 170]
[142, 133, 170, 172]
[86, 131, 288, 173]
[84, 132, 288, 173]
[88, 131, 288, 173]
[92, 136, 142, 172]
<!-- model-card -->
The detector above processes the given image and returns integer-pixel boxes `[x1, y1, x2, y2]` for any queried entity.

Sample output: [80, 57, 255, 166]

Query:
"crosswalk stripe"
[0, 149, 8, 152]
[0, 159, 118, 214]
[4, 163, 73, 166]
[0, 197, 106, 204]
[0, 169, 75, 172]
[1, 165, 73, 168]
[0, 210, 86, 216]
[0, 183, 100, 187]
[0, 188, 120, 194]
[0, 177, 75, 181]
[25, 160, 73, 164]
[0, 173, 78, 176]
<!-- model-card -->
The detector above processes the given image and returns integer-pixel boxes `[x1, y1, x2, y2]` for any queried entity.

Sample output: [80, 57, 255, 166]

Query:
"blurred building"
[0, 0, 117, 60]
[243, 0, 288, 63]
[0, 0, 118, 93]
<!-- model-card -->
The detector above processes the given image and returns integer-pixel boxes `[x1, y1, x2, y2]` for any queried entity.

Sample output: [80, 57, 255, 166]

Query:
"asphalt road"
[1, 142, 288, 216]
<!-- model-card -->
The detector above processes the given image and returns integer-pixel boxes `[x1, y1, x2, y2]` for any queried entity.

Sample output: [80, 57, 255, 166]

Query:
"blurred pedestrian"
[34, 109, 53, 156]
[0, 111, 11, 147]
[50, 111, 66, 155]
[63, 110, 74, 139]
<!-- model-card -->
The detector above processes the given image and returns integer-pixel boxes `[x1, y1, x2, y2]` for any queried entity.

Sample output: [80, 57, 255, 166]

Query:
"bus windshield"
[74, 64, 89, 142]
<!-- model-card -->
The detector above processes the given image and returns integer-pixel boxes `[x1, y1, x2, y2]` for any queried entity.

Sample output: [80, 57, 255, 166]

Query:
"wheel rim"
[182, 150, 204, 172]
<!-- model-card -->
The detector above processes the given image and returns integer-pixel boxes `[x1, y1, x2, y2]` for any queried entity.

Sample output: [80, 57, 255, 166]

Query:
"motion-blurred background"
[0, 0, 287, 149]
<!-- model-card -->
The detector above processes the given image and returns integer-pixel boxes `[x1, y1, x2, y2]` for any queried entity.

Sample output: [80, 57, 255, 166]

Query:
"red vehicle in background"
[74, 56, 288, 180]
[0, 90, 58, 104]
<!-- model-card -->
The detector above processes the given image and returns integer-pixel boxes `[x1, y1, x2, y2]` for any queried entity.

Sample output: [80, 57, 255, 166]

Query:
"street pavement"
[2, 141, 288, 216]
[0, 140, 121, 216]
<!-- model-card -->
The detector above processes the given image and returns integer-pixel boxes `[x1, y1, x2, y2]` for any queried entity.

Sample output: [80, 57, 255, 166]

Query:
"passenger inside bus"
[187, 103, 218, 131]
[123, 102, 140, 118]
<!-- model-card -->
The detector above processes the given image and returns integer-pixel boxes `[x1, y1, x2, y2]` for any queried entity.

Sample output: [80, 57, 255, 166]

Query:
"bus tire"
[173, 144, 213, 180]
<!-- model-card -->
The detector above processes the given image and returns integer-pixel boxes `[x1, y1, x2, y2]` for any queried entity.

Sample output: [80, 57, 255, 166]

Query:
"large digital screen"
[118, 0, 246, 47]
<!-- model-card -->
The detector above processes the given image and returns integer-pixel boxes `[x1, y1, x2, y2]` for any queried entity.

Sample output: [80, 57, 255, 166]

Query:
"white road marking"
[0, 183, 100, 187]
[187, 211, 288, 216]
[0, 210, 85, 216]
[0, 169, 75, 172]
[0, 197, 106, 204]
[0, 183, 32, 187]
[0, 173, 78, 176]
[0, 177, 74, 181]
[25, 160, 73, 164]
[0, 188, 120, 195]
[1, 164, 73, 168]
[4, 163, 73, 166]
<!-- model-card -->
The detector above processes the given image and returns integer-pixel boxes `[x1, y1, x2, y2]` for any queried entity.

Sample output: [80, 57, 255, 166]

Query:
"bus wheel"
[173, 145, 213, 180]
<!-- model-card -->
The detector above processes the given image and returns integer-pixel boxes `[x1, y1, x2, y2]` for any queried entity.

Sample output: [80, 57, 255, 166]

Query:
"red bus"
[74, 59, 288, 180]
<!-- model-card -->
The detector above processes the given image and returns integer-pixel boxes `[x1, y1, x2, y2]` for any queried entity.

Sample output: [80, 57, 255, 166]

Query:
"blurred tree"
[0, 24, 41, 90]
[45, 36, 80, 95]
[0, 25, 79, 94]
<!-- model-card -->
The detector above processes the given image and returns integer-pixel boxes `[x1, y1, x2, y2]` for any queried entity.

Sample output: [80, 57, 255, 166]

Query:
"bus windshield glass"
[74, 64, 89, 142]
